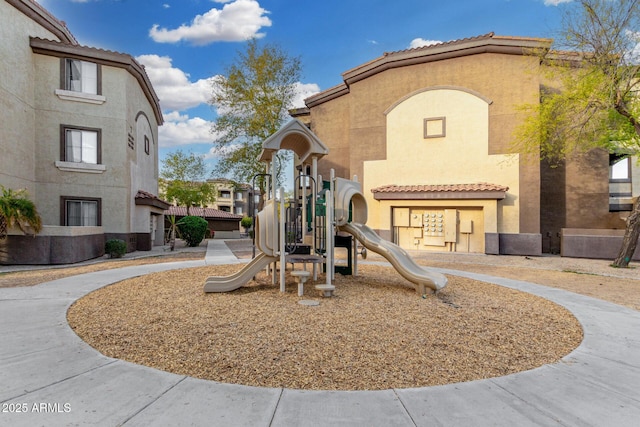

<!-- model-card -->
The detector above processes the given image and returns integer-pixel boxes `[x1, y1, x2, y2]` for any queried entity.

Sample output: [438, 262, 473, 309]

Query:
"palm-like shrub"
[0, 186, 42, 239]
[176, 216, 208, 247]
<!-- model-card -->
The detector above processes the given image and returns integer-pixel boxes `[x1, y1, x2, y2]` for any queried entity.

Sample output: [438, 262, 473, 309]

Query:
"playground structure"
[204, 120, 447, 295]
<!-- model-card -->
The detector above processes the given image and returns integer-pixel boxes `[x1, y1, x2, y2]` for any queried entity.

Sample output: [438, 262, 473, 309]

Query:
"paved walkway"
[1, 243, 640, 426]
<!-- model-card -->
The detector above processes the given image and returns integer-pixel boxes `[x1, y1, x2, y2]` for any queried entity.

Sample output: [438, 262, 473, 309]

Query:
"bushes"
[105, 239, 127, 258]
[177, 216, 208, 247]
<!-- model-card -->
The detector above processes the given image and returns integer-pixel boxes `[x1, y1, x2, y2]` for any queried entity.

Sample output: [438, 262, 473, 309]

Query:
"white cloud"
[543, 0, 573, 5]
[626, 30, 640, 64]
[159, 112, 214, 147]
[203, 143, 241, 161]
[136, 54, 214, 111]
[137, 55, 319, 147]
[291, 82, 320, 109]
[149, 0, 272, 45]
[409, 38, 442, 49]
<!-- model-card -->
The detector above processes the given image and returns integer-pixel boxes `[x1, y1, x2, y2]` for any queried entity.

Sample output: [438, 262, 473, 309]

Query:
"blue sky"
[36, 0, 573, 177]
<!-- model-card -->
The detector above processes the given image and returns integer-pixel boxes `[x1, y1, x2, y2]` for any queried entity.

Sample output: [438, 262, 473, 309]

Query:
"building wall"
[209, 179, 254, 216]
[364, 87, 520, 239]
[308, 48, 544, 254]
[310, 93, 351, 180]
[0, 0, 59, 195]
[1, 0, 164, 263]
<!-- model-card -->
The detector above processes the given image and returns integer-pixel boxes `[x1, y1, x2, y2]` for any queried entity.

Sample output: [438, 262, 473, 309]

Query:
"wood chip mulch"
[67, 264, 582, 391]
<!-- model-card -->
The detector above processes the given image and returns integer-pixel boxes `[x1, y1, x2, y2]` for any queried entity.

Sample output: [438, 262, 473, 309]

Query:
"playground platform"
[1, 242, 640, 426]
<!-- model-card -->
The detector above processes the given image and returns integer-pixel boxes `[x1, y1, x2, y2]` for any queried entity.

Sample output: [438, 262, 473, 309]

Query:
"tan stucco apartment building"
[296, 33, 639, 259]
[1, 0, 168, 264]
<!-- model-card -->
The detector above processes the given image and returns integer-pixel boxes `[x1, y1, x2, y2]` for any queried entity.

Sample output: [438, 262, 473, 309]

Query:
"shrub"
[240, 215, 252, 231]
[105, 239, 127, 258]
[176, 216, 208, 247]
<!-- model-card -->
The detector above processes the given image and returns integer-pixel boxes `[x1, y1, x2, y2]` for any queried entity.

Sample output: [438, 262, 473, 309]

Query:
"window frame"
[609, 155, 631, 183]
[60, 124, 102, 165]
[60, 58, 102, 95]
[423, 116, 447, 139]
[60, 196, 102, 226]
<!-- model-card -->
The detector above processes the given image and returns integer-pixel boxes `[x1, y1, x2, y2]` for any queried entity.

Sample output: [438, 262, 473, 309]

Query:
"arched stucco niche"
[362, 84, 521, 241]
[383, 85, 493, 115]
[259, 119, 329, 164]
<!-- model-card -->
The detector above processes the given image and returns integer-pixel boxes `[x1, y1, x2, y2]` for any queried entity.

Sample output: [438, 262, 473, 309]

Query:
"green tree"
[240, 215, 252, 232]
[0, 186, 42, 239]
[160, 150, 216, 215]
[210, 38, 302, 187]
[176, 216, 208, 247]
[514, 0, 640, 267]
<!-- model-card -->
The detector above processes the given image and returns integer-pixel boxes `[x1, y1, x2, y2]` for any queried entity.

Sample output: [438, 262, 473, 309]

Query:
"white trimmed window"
[65, 59, 98, 94]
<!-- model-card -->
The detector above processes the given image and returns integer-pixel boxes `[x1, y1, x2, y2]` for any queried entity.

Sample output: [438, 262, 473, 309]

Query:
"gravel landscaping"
[67, 263, 582, 391]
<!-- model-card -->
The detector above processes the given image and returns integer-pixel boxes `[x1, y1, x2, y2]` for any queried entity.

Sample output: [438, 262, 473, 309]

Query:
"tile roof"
[165, 206, 243, 220]
[134, 190, 170, 210]
[10, 0, 77, 44]
[372, 183, 509, 194]
[382, 32, 497, 57]
[135, 190, 163, 200]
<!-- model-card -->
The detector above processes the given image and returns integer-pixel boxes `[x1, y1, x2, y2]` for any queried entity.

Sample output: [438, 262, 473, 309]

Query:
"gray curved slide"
[204, 253, 277, 292]
[339, 222, 448, 293]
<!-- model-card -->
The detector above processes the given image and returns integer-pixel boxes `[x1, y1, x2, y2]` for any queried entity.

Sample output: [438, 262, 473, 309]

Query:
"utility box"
[444, 209, 458, 243]
[394, 208, 410, 227]
[460, 219, 473, 234]
[410, 212, 423, 227]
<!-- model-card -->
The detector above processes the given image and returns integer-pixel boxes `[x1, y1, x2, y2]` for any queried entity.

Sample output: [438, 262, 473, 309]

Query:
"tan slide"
[203, 252, 277, 293]
[339, 221, 447, 293]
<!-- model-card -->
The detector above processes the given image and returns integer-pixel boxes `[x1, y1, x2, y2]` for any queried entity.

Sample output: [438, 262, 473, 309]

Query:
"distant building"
[1, 0, 168, 264]
[296, 33, 639, 260]
[208, 178, 256, 217]
[164, 206, 243, 240]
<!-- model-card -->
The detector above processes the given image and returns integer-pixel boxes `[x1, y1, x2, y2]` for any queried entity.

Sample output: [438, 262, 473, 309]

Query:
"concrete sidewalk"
[1, 246, 640, 426]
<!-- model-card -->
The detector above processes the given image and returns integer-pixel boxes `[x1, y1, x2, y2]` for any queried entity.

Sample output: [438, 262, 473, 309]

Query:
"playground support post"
[352, 174, 358, 277]
[279, 187, 286, 292]
[325, 188, 333, 286]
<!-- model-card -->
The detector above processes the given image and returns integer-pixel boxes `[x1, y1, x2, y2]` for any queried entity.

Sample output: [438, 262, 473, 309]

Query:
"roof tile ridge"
[25, 0, 78, 44]
[383, 32, 496, 57]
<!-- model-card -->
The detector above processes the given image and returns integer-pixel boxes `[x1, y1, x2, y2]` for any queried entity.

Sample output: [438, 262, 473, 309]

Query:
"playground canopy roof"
[259, 119, 329, 164]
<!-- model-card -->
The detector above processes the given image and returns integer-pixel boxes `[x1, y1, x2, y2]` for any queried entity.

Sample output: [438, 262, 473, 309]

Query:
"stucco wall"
[309, 52, 542, 242]
[0, 1, 59, 195]
[364, 87, 520, 240]
[31, 55, 131, 232]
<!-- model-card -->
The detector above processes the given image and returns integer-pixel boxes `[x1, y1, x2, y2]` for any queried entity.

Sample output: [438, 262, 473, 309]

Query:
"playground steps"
[315, 284, 335, 297]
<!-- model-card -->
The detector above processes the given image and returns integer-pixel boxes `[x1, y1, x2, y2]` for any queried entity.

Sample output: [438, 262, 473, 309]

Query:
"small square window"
[424, 117, 446, 138]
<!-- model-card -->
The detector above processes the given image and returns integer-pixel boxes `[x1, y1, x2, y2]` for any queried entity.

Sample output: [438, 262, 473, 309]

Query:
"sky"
[36, 0, 574, 179]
